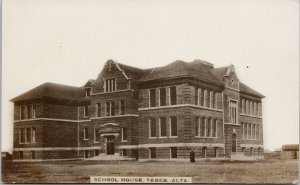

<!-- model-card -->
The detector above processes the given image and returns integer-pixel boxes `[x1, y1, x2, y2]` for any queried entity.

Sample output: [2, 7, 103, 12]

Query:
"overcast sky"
[2, 0, 299, 152]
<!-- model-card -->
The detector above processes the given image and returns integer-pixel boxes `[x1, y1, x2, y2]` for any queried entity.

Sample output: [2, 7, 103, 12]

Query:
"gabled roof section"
[11, 82, 85, 102]
[209, 66, 231, 81]
[116, 62, 146, 80]
[239, 82, 265, 98]
[137, 60, 224, 85]
[83, 79, 95, 88]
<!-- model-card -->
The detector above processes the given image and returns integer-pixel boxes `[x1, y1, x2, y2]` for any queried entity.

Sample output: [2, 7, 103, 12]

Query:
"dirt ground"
[1, 159, 298, 183]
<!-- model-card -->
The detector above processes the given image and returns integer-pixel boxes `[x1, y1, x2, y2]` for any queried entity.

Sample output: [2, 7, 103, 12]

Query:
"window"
[195, 117, 200, 137]
[254, 102, 257, 116]
[242, 123, 244, 139]
[195, 87, 198, 105]
[122, 149, 127, 156]
[84, 150, 89, 158]
[200, 89, 205, 106]
[149, 118, 156, 138]
[95, 150, 99, 156]
[253, 124, 256, 139]
[122, 127, 127, 141]
[26, 128, 31, 143]
[149, 148, 156, 158]
[159, 88, 166, 106]
[210, 91, 214, 108]
[170, 116, 177, 137]
[19, 151, 23, 159]
[241, 99, 245, 114]
[84, 105, 89, 117]
[256, 125, 260, 140]
[207, 118, 211, 137]
[85, 88, 91, 97]
[202, 147, 207, 158]
[21, 106, 26, 120]
[212, 119, 217, 137]
[31, 128, 36, 143]
[214, 147, 218, 158]
[19, 128, 25, 143]
[170, 147, 177, 158]
[245, 123, 248, 139]
[32, 105, 36, 118]
[27, 105, 31, 119]
[120, 100, 125, 115]
[249, 124, 252, 139]
[105, 101, 115, 116]
[203, 90, 208, 107]
[250, 101, 253, 115]
[150, 89, 156, 107]
[250, 147, 253, 156]
[198, 88, 202, 106]
[159, 117, 167, 137]
[214, 93, 218, 109]
[105, 78, 116, 92]
[242, 147, 245, 153]
[246, 100, 249, 114]
[94, 129, 99, 142]
[229, 100, 238, 124]
[96, 103, 101, 117]
[31, 151, 35, 159]
[201, 117, 206, 137]
[170, 86, 177, 105]
[83, 128, 89, 140]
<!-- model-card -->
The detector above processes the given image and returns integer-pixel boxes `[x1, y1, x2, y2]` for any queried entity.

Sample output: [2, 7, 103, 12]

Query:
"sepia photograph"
[1, 0, 299, 184]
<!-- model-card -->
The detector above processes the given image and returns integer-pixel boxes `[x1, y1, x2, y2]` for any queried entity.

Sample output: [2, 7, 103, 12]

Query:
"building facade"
[11, 59, 265, 161]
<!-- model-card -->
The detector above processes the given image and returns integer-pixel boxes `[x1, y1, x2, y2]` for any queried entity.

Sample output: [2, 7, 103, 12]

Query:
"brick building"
[11, 59, 265, 161]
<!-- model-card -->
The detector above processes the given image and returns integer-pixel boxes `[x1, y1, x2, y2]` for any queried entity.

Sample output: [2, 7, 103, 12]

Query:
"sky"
[2, 0, 299, 152]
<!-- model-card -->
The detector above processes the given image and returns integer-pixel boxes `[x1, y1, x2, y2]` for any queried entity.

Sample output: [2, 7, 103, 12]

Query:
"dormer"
[223, 65, 239, 90]
[84, 79, 95, 98]
[92, 59, 145, 94]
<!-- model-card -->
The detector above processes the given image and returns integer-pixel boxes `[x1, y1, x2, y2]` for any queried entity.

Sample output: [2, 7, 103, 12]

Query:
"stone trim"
[14, 118, 90, 123]
[240, 114, 262, 119]
[90, 114, 139, 120]
[13, 146, 100, 151]
[139, 104, 223, 112]
[137, 143, 224, 148]
[240, 144, 263, 148]
[91, 89, 133, 96]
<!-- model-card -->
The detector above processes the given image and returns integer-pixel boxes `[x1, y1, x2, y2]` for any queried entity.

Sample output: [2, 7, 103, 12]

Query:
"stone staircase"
[87, 153, 135, 161]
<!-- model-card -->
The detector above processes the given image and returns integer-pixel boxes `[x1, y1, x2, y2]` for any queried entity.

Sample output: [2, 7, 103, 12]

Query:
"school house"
[11, 59, 265, 161]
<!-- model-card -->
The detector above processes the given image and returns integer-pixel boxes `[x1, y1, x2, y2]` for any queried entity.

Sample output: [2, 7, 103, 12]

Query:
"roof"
[117, 62, 147, 80]
[239, 82, 265, 98]
[282, 144, 299, 151]
[138, 60, 224, 85]
[209, 66, 229, 81]
[210, 66, 265, 98]
[11, 82, 85, 102]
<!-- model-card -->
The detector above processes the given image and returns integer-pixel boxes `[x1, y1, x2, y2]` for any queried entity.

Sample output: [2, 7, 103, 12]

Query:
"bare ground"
[1, 159, 298, 183]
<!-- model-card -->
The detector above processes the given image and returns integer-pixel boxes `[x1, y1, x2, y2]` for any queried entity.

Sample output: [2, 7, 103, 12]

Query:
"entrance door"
[232, 133, 237, 153]
[106, 136, 115, 155]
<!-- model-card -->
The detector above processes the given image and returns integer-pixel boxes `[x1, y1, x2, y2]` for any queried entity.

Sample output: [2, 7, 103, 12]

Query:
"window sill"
[169, 136, 178, 138]
[195, 136, 218, 138]
[158, 137, 167, 139]
[149, 137, 157, 139]
[121, 140, 128, 142]
[94, 141, 100, 143]
[83, 139, 89, 141]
